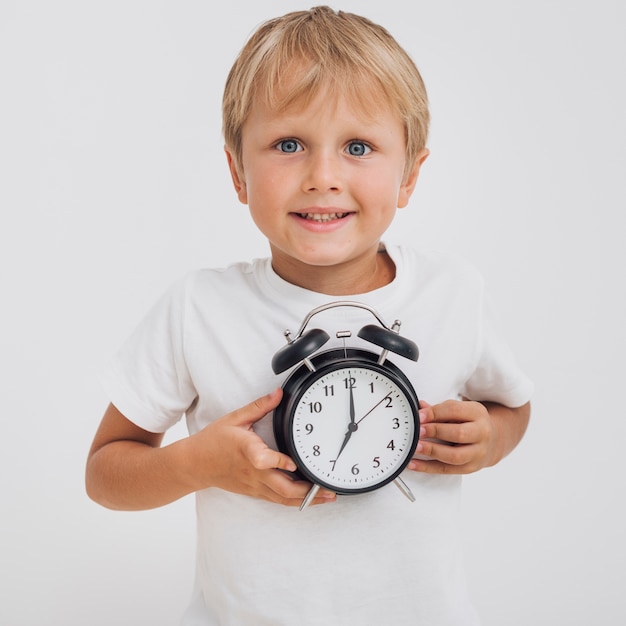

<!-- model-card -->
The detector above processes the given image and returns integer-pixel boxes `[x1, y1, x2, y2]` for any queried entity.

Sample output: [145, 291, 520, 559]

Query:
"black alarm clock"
[271, 301, 420, 510]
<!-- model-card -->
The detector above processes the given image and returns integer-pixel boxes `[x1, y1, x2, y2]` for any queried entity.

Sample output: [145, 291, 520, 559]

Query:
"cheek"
[357, 169, 404, 207]
[244, 163, 286, 199]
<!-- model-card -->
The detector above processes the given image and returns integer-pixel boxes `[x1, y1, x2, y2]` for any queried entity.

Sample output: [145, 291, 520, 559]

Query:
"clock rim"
[273, 348, 420, 495]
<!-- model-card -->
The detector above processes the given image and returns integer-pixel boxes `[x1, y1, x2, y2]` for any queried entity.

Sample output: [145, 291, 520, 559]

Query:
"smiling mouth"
[296, 212, 351, 222]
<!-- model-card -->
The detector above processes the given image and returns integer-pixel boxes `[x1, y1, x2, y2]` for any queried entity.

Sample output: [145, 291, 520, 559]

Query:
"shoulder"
[176, 258, 270, 299]
[390, 244, 485, 292]
[134, 259, 270, 329]
[159, 259, 279, 332]
[186, 259, 261, 283]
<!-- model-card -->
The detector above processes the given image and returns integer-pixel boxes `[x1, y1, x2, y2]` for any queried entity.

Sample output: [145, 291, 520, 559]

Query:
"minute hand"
[355, 392, 392, 426]
[335, 378, 358, 461]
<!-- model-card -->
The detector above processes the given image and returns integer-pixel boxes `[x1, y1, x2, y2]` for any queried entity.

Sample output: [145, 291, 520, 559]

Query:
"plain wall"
[1, 1, 624, 624]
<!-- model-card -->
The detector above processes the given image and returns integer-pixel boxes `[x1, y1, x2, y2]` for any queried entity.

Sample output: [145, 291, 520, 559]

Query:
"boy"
[86, 6, 532, 625]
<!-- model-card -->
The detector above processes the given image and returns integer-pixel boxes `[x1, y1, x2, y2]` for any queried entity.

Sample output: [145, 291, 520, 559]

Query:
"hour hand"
[335, 423, 357, 461]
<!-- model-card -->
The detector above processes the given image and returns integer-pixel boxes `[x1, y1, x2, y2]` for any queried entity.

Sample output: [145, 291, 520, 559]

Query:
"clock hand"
[355, 392, 392, 426]
[349, 378, 355, 425]
[335, 422, 358, 461]
[334, 376, 358, 462]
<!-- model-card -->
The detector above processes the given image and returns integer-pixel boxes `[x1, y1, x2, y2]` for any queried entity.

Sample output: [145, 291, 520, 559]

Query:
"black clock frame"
[273, 347, 420, 495]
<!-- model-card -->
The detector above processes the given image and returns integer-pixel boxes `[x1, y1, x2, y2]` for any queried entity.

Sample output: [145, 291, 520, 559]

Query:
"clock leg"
[393, 476, 416, 502]
[299, 484, 321, 511]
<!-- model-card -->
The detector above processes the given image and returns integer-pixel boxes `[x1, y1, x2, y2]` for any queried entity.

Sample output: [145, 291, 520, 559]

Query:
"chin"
[296, 252, 354, 268]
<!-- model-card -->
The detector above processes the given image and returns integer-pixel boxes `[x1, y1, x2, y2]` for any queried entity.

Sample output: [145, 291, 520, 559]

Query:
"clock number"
[305, 423, 314, 435]
[387, 440, 396, 451]
[392, 417, 400, 429]
[324, 384, 335, 397]
[313, 445, 321, 456]
[308, 401, 322, 413]
[344, 376, 356, 389]
[385, 395, 393, 408]
[330, 459, 337, 471]
[372, 456, 381, 468]
[369, 382, 375, 393]
[351, 464, 360, 475]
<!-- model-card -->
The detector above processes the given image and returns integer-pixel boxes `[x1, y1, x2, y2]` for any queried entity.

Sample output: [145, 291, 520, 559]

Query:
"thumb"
[230, 388, 284, 427]
[232, 388, 297, 472]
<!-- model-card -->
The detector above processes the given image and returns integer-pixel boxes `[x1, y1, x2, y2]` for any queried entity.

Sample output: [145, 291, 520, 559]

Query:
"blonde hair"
[222, 6, 429, 179]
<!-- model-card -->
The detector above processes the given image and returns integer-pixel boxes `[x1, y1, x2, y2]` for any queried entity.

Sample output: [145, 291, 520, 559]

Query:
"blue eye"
[277, 139, 301, 153]
[347, 141, 371, 157]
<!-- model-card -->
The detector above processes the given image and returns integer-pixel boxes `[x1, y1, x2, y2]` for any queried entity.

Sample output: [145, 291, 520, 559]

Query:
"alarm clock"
[271, 301, 420, 510]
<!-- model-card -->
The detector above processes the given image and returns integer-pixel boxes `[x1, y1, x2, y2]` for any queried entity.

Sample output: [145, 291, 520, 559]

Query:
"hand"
[407, 399, 496, 474]
[190, 389, 336, 506]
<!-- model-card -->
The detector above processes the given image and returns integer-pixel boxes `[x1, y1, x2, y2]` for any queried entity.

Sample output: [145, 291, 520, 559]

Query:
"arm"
[85, 388, 336, 510]
[408, 399, 531, 475]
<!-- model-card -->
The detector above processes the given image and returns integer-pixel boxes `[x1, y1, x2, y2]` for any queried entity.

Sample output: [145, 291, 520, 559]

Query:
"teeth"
[299, 212, 348, 222]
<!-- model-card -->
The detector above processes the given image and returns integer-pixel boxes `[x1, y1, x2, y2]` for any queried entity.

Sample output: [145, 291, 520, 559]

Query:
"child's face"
[226, 85, 428, 293]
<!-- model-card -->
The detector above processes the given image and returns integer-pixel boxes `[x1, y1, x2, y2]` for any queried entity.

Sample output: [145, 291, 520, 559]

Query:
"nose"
[302, 151, 343, 193]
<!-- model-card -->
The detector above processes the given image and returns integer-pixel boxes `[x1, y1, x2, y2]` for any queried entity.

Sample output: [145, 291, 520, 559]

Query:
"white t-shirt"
[101, 244, 533, 626]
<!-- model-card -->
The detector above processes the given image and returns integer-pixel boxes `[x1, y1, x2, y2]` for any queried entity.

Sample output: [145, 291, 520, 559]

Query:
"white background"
[1, 1, 624, 624]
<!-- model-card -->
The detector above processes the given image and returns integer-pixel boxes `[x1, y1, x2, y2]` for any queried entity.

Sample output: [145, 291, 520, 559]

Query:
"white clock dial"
[290, 365, 416, 492]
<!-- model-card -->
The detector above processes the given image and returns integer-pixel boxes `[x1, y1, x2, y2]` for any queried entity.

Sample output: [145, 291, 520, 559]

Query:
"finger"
[408, 458, 468, 475]
[423, 399, 479, 424]
[229, 388, 284, 427]
[244, 438, 297, 472]
[421, 421, 476, 446]
[262, 472, 336, 506]
[415, 437, 474, 466]
[419, 400, 449, 425]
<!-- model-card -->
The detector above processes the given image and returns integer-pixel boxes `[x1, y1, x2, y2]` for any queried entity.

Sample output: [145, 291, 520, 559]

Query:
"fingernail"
[419, 409, 428, 423]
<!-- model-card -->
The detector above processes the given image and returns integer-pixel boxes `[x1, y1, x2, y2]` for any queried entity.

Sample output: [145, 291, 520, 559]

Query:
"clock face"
[281, 355, 419, 494]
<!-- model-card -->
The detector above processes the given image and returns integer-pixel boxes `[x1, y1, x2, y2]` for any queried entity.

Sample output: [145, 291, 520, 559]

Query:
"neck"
[270, 245, 395, 296]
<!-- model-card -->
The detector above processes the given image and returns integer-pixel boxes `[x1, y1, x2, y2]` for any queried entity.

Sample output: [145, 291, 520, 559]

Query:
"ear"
[397, 148, 429, 208]
[225, 146, 248, 204]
